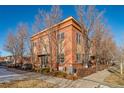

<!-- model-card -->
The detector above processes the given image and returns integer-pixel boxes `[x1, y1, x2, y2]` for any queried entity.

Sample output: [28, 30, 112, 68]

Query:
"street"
[0, 66, 40, 83]
[0, 66, 18, 76]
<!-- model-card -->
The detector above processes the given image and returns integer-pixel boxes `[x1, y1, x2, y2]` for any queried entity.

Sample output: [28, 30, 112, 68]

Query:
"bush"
[66, 75, 78, 80]
[33, 68, 41, 72]
[54, 71, 67, 78]
[41, 68, 50, 74]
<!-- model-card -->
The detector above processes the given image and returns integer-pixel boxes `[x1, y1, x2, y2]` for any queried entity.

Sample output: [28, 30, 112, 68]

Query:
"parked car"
[15, 63, 22, 69]
[6, 61, 13, 64]
[0, 62, 2, 66]
[7, 63, 15, 68]
[0, 61, 8, 66]
[22, 63, 32, 70]
[6, 61, 13, 67]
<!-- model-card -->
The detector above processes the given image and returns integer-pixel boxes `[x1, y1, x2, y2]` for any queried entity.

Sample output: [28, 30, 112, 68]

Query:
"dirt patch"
[0, 79, 55, 88]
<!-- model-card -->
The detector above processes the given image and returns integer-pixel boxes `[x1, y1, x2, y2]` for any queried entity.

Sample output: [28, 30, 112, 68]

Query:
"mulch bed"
[77, 64, 110, 77]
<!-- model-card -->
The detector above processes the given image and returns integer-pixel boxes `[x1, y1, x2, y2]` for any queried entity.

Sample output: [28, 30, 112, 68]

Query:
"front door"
[41, 55, 48, 68]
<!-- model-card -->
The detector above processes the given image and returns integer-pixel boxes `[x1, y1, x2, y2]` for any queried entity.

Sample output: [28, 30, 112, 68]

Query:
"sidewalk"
[83, 69, 111, 82]
[38, 69, 111, 88]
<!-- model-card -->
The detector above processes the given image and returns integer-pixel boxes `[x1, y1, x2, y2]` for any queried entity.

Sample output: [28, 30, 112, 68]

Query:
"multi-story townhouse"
[31, 16, 91, 75]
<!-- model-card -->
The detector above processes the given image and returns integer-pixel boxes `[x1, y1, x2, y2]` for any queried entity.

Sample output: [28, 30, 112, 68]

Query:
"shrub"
[33, 67, 41, 72]
[66, 75, 78, 80]
[54, 71, 67, 78]
[41, 67, 50, 74]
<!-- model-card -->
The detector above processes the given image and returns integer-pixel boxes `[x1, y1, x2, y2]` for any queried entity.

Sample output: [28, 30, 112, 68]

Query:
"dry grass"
[0, 79, 55, 88]
[105, 69, 124, 86]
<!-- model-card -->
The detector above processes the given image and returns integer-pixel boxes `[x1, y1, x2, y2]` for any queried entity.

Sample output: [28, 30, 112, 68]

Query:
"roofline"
[31, 16, 81, 38]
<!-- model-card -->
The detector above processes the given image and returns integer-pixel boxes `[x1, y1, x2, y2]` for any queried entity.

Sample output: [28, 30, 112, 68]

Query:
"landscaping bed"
[40, 65, 109, 80]
[40, 68, 78, 80]
[6, 64, 110, 81]
[31, 65, 109, 80]
[77, 64, 110, 77]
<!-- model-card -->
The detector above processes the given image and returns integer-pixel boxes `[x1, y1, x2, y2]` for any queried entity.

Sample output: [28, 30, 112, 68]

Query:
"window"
[76, 53, 81, 62]
[41, 55, 48, 67]
[58, 54, 64, 63]
[76, 33, 81, 44]
[33, 42, 36, 47]
[60, 54, 64, 63]
[57, 32, 64, 41]
[61, 32, 64, 40]
[32, 42, 34, 47]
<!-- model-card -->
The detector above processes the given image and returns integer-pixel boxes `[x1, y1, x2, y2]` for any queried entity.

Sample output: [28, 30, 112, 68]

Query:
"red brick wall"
[31, 17, 85, 73]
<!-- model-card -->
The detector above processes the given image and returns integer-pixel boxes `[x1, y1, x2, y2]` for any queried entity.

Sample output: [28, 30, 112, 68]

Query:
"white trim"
[31, 16, 79, 38]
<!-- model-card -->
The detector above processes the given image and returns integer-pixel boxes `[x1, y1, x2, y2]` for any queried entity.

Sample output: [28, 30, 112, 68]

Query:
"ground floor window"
[41, 55, 48, 67]
[58, 54, 64, 63]
[76, 53, 81, 62]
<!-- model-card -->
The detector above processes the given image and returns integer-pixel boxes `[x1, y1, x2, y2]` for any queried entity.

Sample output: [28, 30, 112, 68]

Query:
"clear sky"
[0, 5, 124, 56]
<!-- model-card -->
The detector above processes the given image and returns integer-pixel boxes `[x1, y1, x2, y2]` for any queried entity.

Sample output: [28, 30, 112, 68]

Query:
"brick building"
[31, 16, 93, 74]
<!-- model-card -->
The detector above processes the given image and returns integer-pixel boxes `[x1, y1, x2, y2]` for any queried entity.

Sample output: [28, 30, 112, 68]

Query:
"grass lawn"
[0, 79, 55, 88]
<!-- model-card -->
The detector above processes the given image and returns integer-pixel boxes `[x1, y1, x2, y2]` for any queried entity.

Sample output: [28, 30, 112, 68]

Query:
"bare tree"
[91, 20, 106, 71]
[76, 5, 104, 67]
[4, 23, 29, 66]
[118, 40, 124, 75]
[16, 23, 28, 65]
[33, 5, 62, 71]
[4, 32, 18, 64]
[92, 19, 117, 71]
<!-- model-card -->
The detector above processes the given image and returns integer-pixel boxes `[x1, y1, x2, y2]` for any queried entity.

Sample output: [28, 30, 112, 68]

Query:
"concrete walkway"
[38, 75, 99, 88]
[83, 69, 111, 82]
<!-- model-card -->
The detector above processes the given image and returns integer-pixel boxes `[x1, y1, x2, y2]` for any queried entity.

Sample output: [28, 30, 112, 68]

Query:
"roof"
[31, 16, 81, 38]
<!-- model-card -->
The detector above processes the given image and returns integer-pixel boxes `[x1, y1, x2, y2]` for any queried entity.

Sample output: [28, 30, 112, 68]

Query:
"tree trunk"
[120, 60, 123, 75]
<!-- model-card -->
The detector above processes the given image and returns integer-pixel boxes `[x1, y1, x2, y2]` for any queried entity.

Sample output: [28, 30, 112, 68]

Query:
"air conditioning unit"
[59, 66, 64, 71]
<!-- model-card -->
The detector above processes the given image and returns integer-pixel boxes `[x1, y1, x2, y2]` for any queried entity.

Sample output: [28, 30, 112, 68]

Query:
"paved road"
[0, 66, 39, 83]
[0, 66, 111, 88]
[0, 66, 19, 83]
[0, 66, 17, 76]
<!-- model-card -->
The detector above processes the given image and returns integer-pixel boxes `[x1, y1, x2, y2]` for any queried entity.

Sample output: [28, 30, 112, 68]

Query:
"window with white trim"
[76, 53, 81, 62]
[76, 33, 81, 44]
[57, 32, 64, 41]
[58, 53, 64, 63]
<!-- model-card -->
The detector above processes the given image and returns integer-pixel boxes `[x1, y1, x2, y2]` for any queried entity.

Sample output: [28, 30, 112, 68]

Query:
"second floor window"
[76, 33, 81, 44]
[57, 32, 64, 41]
[33, 42, 36, 47]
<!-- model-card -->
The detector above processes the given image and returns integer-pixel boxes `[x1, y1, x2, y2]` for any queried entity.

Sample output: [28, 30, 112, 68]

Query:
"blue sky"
[0, 5, 124, 56]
